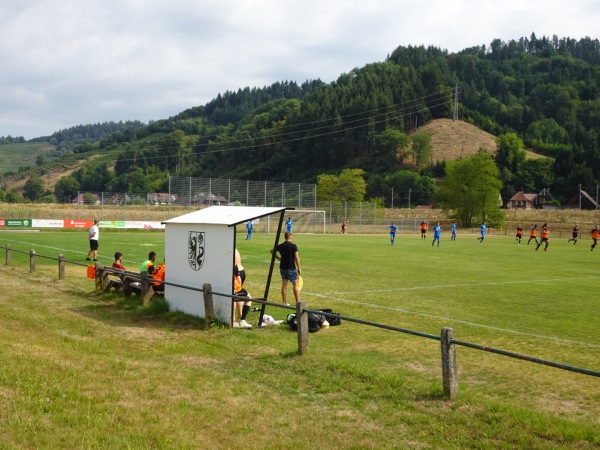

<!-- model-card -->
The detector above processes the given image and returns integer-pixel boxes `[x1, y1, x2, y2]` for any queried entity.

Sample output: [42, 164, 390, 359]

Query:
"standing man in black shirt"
[270, 232, 302, 306]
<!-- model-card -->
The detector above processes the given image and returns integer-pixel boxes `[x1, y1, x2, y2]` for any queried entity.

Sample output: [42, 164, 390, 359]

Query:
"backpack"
[287, 313, 326, 333]
[316, 308, 342, 326]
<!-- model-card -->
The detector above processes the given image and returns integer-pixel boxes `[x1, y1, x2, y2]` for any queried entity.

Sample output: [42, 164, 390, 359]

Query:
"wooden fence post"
[58, 254, 65, 280]
[140, 270, 154, 305]
[29, 250, 36, 273]
[441, 327, 458, 400]
[95, 262, 103, 291]
[5, 244, 10, 266]
[203, 283, 214, 324]
[297, 300, 309, 356]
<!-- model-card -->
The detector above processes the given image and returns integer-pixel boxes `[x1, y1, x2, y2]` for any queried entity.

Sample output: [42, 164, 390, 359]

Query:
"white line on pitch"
[326, 275, 600, 295]
[304, 291, 600, 349]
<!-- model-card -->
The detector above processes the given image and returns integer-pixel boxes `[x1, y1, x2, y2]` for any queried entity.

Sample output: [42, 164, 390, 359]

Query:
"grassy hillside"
[0, 142, 56, 175]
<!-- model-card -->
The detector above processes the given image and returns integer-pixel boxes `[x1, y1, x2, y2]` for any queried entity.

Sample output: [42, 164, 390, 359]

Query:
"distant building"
[176, 192, 228, 206]
[72, 193, 100, 205]
[104, 193, 131, 205]
[147, 192, 178, 205]
[505, 191, 539, 210]
[564, 190, 599, 210]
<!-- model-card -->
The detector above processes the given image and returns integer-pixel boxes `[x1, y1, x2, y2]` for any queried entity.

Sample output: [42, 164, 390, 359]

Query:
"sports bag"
[286, 313, 326, 333]
[315, 308, 342, 326]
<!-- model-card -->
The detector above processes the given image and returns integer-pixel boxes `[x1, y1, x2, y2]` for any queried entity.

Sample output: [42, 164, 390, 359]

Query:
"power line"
[5, 89, 453, 175]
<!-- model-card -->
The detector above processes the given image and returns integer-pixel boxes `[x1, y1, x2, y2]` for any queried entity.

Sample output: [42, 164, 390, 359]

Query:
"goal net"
[259, 210, 326, 234]
[285, 210, 326, 234]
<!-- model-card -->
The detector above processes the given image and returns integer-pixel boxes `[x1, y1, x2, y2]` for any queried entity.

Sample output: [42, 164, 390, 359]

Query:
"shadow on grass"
[69, 290, 214, 331]
[412, 388, 446, 401]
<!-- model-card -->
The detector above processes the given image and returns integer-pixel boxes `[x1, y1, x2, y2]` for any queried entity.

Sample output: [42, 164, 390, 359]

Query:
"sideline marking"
[303, 289, 600, 349]
[5, 239, 86, 256]
[4, 239, 128, 264]
[326, 275, 600, 295]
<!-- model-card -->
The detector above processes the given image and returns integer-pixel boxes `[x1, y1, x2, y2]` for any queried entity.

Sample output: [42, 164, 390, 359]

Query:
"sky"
[1, 0, 599, 140]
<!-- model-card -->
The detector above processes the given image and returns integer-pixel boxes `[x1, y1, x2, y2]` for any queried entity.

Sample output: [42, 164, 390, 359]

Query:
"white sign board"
[164, 223, 234, 323]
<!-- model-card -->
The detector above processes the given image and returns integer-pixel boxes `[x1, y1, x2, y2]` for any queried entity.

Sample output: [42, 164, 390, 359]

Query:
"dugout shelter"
[162, 205, 290, 325]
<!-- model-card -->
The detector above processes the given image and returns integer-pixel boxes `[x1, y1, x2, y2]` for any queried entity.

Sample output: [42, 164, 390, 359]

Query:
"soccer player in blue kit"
[285, 217, 293, 233]
[477, 221, 487, 243]
[432, 222, 441, 247]
[245, 220, 253, 240]
[451, 221, 457, 240]
[389, 223, 397, 245]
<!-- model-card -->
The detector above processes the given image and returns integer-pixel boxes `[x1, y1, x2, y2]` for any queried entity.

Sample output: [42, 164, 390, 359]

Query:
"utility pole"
[453, 85, 459, 121]
[408, 188, 412, 209]
[391, 188, 394, 209]
[579, 184, 582, 210]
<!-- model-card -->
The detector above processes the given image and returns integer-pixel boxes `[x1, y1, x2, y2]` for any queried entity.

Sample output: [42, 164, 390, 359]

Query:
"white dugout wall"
[163, 206, 287, 325]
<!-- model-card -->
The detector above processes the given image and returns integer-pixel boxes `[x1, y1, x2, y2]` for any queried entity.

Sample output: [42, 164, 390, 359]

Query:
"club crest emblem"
[188, 231, 205, 271]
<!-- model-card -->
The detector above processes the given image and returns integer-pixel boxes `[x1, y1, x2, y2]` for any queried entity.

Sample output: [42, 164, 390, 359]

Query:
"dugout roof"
[162, 205, 288, 226]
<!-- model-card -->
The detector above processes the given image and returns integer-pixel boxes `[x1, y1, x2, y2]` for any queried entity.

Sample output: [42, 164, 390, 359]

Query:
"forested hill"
[8, 34, 600, 205]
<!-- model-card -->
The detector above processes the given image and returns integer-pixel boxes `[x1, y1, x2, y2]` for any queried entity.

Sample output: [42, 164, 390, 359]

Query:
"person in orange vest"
[420, 221, 427, 239]
[535, 223, 550, 252]
[234, 248, 252, 328]
[515, 225, 523, 243]
[527, 224, 538, 245]
[590, 225, 599, 251]
[150, 262, 165, 291]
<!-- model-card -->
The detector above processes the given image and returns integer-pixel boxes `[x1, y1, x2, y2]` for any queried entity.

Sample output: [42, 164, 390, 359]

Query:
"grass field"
[1, 228, 599, 448]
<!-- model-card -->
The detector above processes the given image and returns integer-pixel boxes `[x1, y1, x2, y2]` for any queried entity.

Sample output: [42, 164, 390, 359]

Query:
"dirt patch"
[419, 118, 547, 162]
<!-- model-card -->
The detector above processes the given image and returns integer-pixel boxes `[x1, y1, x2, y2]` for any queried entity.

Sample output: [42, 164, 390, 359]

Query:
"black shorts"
[89, 239, 99, 251]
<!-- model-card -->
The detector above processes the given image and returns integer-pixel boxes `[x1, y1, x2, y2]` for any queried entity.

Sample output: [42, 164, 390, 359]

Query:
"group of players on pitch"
[387, 221, 600, 252]
[512, 223, 599, 252]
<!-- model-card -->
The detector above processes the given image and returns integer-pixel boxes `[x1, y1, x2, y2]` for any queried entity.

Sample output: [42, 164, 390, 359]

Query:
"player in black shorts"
[567, 223, 579, 245]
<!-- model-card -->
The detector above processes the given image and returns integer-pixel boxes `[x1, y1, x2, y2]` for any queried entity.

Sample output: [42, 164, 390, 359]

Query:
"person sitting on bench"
[151, 262, 165, 292]
[112, 252, 126, 270]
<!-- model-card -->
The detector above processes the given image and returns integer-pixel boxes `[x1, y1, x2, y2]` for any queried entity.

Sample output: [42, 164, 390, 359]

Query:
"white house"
[162, 205, 289, 325]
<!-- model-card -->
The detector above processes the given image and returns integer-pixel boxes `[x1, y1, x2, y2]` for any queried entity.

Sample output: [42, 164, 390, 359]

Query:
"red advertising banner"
[63, 219, 93, 229]
[0, 218, 5, 227]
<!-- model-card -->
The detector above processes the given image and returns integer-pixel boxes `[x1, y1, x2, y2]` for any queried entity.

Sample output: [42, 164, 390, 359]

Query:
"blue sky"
[1, 0, 599, 139]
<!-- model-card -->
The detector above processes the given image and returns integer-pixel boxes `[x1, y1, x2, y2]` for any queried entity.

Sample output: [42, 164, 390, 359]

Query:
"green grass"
[0, 142, 55, 174]
[0, 229, 599, 448]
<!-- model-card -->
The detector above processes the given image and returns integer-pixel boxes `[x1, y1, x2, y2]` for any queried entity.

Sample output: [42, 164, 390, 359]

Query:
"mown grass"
[0, 229, 599, 448]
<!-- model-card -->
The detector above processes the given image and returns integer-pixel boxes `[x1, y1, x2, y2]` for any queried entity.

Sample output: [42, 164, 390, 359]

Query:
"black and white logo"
[188, 231, 205, 271]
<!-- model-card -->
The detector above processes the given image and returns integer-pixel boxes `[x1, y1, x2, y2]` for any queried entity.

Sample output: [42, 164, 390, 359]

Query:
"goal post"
[263, 209, 326, 234]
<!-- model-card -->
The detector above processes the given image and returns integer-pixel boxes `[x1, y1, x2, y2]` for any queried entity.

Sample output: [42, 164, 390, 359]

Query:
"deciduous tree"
[317, 168, 366, 202]
[436, 150, 503, 226]
[23, 175, 45, 201]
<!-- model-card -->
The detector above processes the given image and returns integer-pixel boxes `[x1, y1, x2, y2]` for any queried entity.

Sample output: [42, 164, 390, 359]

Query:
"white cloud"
[0, 0, 599, 138]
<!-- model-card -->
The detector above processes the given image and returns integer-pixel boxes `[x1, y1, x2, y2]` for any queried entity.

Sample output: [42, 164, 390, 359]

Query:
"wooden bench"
[95, 263, 161, 305]
[95, 265, 141, 296]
